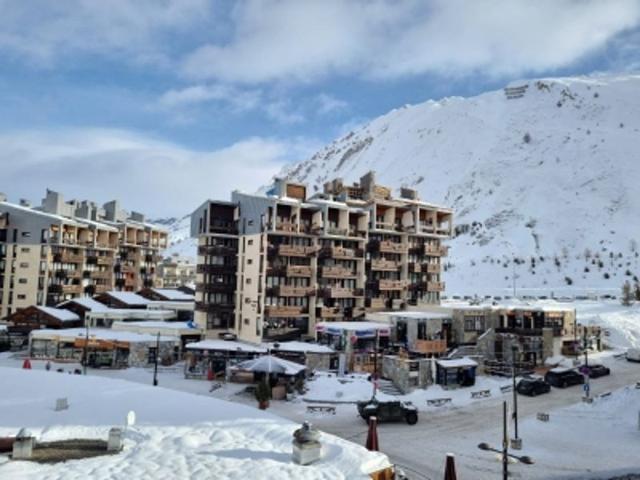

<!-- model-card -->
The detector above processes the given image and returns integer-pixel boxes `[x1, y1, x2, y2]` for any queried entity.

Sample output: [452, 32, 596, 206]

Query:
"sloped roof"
[36, 306, 80, 322]
[150, 288, 194, 301]
[58, 297, 110, 312]
[103, 291, 150, 306]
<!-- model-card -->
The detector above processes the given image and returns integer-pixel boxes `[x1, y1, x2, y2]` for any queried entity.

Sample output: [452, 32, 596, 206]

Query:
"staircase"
[377, 379, 403, 396]
[447, 344, 479, 359]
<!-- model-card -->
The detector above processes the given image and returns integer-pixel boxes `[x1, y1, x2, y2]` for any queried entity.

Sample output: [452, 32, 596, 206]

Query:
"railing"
[197, 264, 237, 274]
[375, 221, 395, 230]
[327, 227, 349, 236]
[276, 244, 317, 257]
[91, 271, 111, 280]
[366, 297, 387, 310]
[317, 306, 342, 318]
[321, 266, 355, 278]
[378, 279, 408, 290]
[427, 281, 445, 292]
[377, 241, 408, 254]
[412, 339, 447, 354]
[495, 327, 543, 336]
[275, 221, 296, 232]
[264, 305, 308, 317]
[94, 284, 110, 294]
[272, 285, 315, 297]
[53, 252, 84, 264]
[195, 301, 235, 312]
[370, 259, 400, 271]
[320, 246, 362, 259]
[195, 282, 236, 293]
[323, 287, 363, 298]
[427, 263, 440, 273]
[408, 262, 421, 273]
[286, 265, 312, 277]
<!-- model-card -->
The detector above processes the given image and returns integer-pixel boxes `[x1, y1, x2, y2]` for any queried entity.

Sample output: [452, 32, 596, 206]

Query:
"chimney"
[19, 199, 32, 208]
[0, 192, 6, 203]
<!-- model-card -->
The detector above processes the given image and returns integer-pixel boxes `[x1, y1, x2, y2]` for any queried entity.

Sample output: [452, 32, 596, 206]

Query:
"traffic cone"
[207, 367, 214, 381]
[365, 416, 379, 451]
[22, 359, 32, 369]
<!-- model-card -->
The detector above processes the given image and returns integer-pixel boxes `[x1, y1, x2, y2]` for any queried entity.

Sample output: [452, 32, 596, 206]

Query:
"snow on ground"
[0, 368, 390, 480]
[570, 301, 640, 350]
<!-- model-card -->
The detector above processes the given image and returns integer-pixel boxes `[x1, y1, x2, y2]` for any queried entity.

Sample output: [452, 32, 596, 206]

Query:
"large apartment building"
[0, 190, 167, 319]
[191, 171, 452, 344]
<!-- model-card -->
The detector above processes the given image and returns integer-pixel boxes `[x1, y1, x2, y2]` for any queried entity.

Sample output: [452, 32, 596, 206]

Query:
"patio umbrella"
[365, 416, 379, 451]
[234, 355, 306, 376]
[444, 453, 457, 480]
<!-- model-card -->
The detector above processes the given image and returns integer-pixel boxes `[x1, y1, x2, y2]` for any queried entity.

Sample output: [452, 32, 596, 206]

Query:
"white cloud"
[0, 0, 213, 67]
[158, 84, 262, 112]
[181, 0, 640, 83]
[0, 128, 319, 216]
[316, 93, 348, 115]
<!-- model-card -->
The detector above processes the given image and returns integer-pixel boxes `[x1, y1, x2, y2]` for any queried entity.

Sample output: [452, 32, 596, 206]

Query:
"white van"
[626, 348, 640, 362]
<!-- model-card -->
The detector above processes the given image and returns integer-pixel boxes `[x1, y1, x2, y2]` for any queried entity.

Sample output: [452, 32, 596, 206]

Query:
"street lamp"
[478, 401, 534, 480]
[82, 323, 89, 375]
[511, 345, 521, 449]
[153, 331, 160, 386]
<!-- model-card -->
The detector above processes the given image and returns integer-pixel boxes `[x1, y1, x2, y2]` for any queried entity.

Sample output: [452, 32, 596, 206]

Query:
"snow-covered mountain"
[153, 214, 197, 260]
[278, 74, 640, 296]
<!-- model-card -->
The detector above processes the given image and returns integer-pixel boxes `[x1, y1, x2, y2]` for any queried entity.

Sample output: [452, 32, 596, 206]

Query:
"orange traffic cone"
[207, 368, 214, 381]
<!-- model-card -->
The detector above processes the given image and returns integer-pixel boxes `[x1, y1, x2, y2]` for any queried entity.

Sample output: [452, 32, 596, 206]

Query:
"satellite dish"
[126, 410, 136, 427]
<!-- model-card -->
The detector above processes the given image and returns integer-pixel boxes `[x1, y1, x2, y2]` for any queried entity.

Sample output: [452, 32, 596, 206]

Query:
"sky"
[1, 0, 639, 218]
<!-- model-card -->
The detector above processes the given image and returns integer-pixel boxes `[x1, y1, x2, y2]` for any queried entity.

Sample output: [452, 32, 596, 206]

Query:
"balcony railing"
[320, 246, 362, 259]
[424, 244, 449, 256]
[323, 287, 363, 298]
[53, 252, 84, 264]
[377, 240, 408, 254]
[264, 305, 308, 317]
[370, 259, 400, 271]
[377, 279, 408, 291]
[286, 265, 313, 277]
[195, 301, 235, 313]
[275, 221, 296, 233]
[275, 244, 317, 257]
[412, 339, 447, 354]
[321, 266, 356, 278]
[366, 297, 388, 310]
[427, 281, 445, 292]
[91, 271, 112, 280]
[327, 227, 349, 236]
[427, 263, 440, 274]
[317, 306, 343, 318]
[270, 285, 315, 297]
[197, 264, 237, 274]
[195, 282, 236, 293]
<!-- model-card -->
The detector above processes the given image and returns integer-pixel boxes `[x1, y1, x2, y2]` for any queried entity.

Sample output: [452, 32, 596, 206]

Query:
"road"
[271, 356, 640, 480]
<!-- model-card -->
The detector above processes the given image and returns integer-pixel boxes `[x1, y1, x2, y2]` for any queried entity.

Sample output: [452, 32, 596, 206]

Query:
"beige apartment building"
[191, 171, 452, 344]
[157, 255, 197, 288]
[0, 190, 167, 319]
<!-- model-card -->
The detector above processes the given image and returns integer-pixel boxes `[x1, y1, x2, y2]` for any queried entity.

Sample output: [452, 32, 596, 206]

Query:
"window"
[464, 316, 485, 332]
[246, 278, 251, 285]
[247, 259, 253, 265]
[20, 248, 30, 253]
[245, 297, 251, 304]
[21, 232, 31, 238]
[17, 294, 26, 300]
[19, 262, 28, 268]
[18, 278, 27, 284]
[248, 239, 253, 245]
[244, 318, 250, 325]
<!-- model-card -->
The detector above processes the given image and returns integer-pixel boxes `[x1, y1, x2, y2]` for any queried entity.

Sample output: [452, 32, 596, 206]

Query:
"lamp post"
[511, 345, 520, 447]
[83, 323, 89, 375]
[478, 401, 534, 480]
[153, 331, 160, 386]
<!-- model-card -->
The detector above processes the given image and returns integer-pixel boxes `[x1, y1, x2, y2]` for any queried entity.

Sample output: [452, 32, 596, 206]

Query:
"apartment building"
[157, 255, 197, 288]
[0, 190, 167, 319]
[191, 171, 452, 344]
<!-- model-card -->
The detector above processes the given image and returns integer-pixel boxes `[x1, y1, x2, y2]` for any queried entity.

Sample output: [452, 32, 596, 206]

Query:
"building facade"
[157, 255, 197, 288]
[191, 171, 452, 344]
[0, 190, 167, 319]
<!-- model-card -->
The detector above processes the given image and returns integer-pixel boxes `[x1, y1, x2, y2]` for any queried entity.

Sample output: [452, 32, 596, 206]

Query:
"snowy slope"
[153, 214, 197, 259]
[279, 74, 640, 295]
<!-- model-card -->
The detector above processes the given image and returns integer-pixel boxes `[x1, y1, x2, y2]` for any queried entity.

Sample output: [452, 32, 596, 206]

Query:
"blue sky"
[1, 0, 639, 216]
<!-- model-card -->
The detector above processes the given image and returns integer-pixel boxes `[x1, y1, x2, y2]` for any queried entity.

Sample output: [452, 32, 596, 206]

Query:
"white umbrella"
[234, 355, 306, 376]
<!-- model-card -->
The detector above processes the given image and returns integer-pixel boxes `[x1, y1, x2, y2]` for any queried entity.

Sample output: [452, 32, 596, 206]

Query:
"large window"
[464, 316, 485, 332]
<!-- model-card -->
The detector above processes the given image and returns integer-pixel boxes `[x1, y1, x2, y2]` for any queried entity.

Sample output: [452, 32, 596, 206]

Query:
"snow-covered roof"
[269, 341, 334, 354]
[316, 321, 390, 334]
[150, 288, 194, 301]
[102, 291, 150, 306]
[36, 306, 80, 322]
[147, 301, 195, 311]
[376, 311, 452, 320]
[186, 339, 268, 353]
[437, 357, 478, 368]
[0, 201, 84, 227]
[30, 328, 175, 343]
[112, 321, 202, 336]
[85, 309, 176, 321]
[234, 355, 307, 375]
[549, 367, 573, 373]
[58, 297, 110, 312]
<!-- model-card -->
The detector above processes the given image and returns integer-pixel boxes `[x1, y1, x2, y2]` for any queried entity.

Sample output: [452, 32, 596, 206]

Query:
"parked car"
[516, 377, 551, 396]
[580, 364, 611, 378]
[544, 368, 585, 388]
[356, 399, 418, 425]
[626, 348, 640, 363]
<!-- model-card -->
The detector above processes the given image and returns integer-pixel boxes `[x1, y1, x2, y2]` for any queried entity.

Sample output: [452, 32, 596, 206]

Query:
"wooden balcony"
[96, 256, 112, 266]
[53, 252, 84, 264]
[276, 244, 317, 257]
[366, 297, 388, 310]
[321, 266, 356, 278]
[320, 246, 362, 259]
[327, 226, 349, 236]
[275, 221, 296, 233]
[61, 284, 82, 294]
[376, 241, 408, 254]
[427, 281, 445, 292]
[317, 306, 343, 318]
[424, 244, 448, 257]
[412, 339, 447, 354]
[286, 265, 313, 277]
[323, 287, 363, 298]
[94, 284, 110, 294]
[427, 263, 440, 274]
[271, 285, 315, 297]
[377, 279, 408, 291]
[264, 305, 308, 317]
[370, 259, 400, 271]
[91, 271, 112, 280]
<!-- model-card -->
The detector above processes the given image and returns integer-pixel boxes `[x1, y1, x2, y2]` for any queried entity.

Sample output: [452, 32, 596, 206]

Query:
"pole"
[153, 331, 159, 386]
[83, 323, 89, 375]
[512, 351, 518, 440]
[512, 255, 516, 299]
[502, 401, 509, 480]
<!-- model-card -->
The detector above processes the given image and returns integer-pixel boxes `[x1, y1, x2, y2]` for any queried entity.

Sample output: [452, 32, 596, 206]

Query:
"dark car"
[580, 364, 611, 378]
[516, 377, 551, 397]
[356, 399, 418, 425]
[545, 368, 585, 388]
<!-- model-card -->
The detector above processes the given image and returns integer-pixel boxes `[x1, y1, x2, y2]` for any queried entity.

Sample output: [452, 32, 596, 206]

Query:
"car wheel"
[405, 412, 418, 425]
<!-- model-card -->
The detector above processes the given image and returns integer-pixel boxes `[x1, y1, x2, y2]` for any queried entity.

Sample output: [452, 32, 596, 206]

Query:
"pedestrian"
[45, 361, 51, 371]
